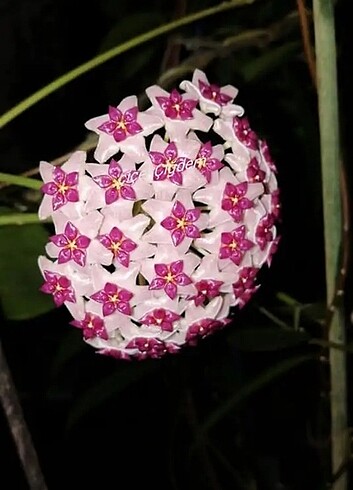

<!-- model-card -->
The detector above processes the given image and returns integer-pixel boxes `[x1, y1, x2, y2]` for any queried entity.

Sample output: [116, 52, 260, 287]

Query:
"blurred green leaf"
[0, 221, 54, 320]
[240, 41, 300, 82]
[66, 360, 159, 431]
[227, 326, 309, 351]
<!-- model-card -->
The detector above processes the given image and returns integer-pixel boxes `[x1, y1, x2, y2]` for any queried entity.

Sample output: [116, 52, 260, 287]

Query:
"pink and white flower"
[145, 85, 212, 140]
[180, 68, 244, 118]
[38, 69, 281, 360]
[142, 189, 208, 254]
[45, 210, 107, 267]
[39, 151, 89, 220]
[85, 95, 163, 162]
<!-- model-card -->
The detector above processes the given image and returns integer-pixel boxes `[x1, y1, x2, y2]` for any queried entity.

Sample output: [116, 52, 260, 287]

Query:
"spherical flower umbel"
[37, 69, 281, 360]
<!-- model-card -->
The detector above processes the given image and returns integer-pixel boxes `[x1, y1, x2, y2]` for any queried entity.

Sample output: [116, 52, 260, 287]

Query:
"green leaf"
[0, 222, 54, 319]
[66, 360, 159, 431]
[240, 41, 300, 82]
[227, 326, 309, 351]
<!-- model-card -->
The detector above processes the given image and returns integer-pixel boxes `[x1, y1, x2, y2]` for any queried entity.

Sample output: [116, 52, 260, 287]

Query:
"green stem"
[0, 173, 42, 190]
[0, 0, 255, 129]
[313, 1, 347, 488]
[0, 214, 46, 226]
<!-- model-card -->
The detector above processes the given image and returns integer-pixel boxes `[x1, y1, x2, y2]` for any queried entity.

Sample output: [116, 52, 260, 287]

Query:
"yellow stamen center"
[165, 272, 175, 283]
[164, 159, 176, 172]
[58, 184, 69, 193]
[110, 241, 122, 253]
[176, 217, 187, 229]
[66, 240, 77, 250]
[117, 119, 126, 131]
[112, 178, 123, 190]
[229, 240, 238, 250]
[109, 294, 119, 303]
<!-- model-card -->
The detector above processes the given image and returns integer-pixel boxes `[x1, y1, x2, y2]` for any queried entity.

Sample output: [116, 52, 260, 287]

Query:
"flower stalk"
[313, 1, 348, 488]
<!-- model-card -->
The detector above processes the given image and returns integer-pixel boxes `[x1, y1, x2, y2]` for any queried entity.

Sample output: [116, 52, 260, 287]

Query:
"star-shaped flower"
[149, 141, 185, 186]
[98, 105, 142, 142]
[233, 116, 259, 150]
[141, 135, 206, 200]
[133, 295, 185, 337]
[49, 221, 90, 267]
[256, 214, 276, 250]
[141, 245, 199, 300]
[232, 267, 260, 308]
[221, 182, 254, 222]
[189, 254, 234, 302]
[89, 264, 150, 319]
[194, 140, 224, 184]
[85, 95, 163, 162]
[97, 227, 136, 268]
[90, 159, 136, 204]
[139, 308, 181, 332]
[97, 211, 155, 268]
[70, 312, 108, 340]
[193, 167, 263, 228]
[45, 210, 109, 267]
[160, 200, 201, 246]
[156, 88, 197, 120]
[85, 154, 153, 216]
[180, 68, 244, 117]
[186, 318, 229, 345]
[91, 282, 134, 317]
[219, 225, 255, 266]
[38, 151, 88, 220]
[179, 296, 230, 344]
[148, 260, 193, 300]
[213, 116, 259, 165]
[40, 270, 76, 306]
[125, 337, 180, 360]
[246, 157, 266, 183]
[38, 256, 93, 318]
[145, 85, 212, 140]
[142, 189, 208, 254]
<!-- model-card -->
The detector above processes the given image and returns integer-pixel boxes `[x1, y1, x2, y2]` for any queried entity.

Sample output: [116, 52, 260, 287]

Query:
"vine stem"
[313, 1, 348, 489]
[0, 0, 256, 130]
[0, 172, 42, 190]
[0, 214, 45, 226]
[0, 340, 48, 490]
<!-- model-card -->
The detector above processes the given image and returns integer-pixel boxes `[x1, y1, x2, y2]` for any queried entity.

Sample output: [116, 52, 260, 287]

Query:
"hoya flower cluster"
[38, 69, 280, 360]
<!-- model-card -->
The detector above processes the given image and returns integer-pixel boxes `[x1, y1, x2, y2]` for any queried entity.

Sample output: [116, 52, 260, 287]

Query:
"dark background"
[1, 1, 352, 489]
